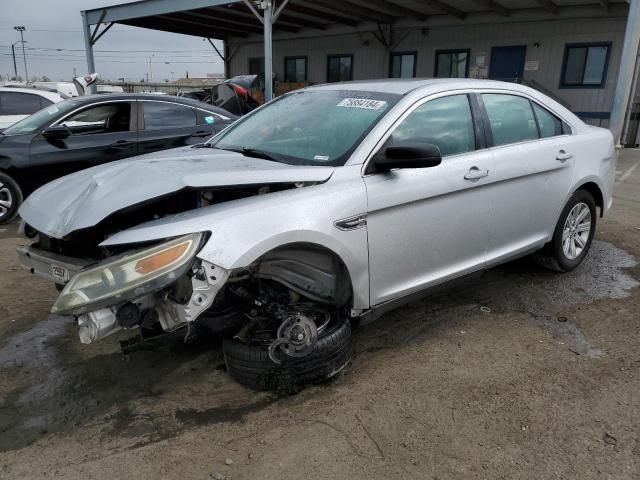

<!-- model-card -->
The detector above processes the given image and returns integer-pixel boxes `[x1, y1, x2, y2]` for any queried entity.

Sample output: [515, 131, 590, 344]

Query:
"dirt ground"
[0, 152, 639, 480]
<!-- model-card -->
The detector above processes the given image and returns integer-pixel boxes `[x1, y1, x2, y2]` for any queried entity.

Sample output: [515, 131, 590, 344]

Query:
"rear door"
[28, 100, 137, 185]
[137, 100, 205, 154]
[478, 92, 576, 265]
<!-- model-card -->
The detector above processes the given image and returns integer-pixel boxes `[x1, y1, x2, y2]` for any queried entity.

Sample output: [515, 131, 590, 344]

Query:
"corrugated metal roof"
[84, 0, 628, 39]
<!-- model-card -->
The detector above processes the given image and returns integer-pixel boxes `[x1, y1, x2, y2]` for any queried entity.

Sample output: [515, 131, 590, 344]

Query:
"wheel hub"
[268, 311, 325, 364]
[562, 202, 591, 260]
[0, 181, 13, 217]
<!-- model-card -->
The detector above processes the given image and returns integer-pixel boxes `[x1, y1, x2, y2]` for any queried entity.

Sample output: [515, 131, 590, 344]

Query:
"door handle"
[464, 167, 490, 180]
[108, 140, 134, 151]
[191, 130, 211, 138]
[556, 150, 574, 162]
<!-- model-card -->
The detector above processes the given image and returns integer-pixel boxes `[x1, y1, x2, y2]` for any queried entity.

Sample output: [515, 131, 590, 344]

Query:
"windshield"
[2, 98, 83, 136]
[211, 89, 400, 166]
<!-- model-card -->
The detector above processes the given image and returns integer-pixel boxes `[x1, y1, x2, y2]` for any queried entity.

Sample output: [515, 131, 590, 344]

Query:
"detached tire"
[223, 316, 352, 392]
[533, 189, 596, 272]
[0, 172, 23, 225]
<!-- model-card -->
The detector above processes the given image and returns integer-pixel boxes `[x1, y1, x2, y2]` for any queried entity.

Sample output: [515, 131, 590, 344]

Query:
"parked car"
[0, 94, 237, 223]
[17, 79, 615, 391]
[178, 75, 261, 115]
[0, 86, 66, 131]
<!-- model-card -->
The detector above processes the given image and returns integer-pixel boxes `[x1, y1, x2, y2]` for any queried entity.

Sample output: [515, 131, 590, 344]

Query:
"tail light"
[230, 84, 248, 97]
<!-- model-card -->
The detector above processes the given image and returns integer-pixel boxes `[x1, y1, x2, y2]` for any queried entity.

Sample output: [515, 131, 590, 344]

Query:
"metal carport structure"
[81, 0, 640, 144]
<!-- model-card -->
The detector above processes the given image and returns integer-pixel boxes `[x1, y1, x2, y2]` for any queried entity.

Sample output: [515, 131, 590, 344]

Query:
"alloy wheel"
[0, 181, 13, 218]
[562, 202, 591, 260]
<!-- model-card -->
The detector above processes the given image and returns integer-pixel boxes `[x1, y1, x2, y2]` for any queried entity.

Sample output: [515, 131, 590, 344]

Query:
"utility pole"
[148, 54, 154, 82]
[14, 26, 28, 83]
[10, 43, 18, 79]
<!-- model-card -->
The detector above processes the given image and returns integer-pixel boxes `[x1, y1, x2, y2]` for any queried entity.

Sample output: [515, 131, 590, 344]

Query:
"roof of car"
[308, 78, 535, 95]
[55, 93, 237, 118]
[0, 86, 65, 102]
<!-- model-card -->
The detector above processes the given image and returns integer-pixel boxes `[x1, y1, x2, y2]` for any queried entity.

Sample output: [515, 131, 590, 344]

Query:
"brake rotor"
[268, 310, 325, 364]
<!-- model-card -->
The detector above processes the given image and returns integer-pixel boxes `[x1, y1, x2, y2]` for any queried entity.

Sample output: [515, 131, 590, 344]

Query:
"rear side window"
[143, 102, 196, 130]
[532, 103, 563, 138]
[482, 94, 538, 146]
[0, 92, 47, 115]
[390, 94, 476, 157]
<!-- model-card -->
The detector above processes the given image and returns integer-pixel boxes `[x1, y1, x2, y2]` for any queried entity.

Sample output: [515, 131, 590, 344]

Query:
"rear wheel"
[0, 172, 23, 225]
[533, 190, 596, 272]
[223, 314, 352, 392]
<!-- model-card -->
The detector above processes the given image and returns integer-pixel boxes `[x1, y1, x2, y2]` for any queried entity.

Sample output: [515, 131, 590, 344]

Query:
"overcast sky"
[0, 0, 225, 82]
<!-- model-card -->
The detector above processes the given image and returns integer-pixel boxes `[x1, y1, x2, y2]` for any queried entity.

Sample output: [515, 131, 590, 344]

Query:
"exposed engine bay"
[25, 183, 304, 260]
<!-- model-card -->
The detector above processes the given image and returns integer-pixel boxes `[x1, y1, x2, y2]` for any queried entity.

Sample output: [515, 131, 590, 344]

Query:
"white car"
[18, 79, 616, 391]
[0, 87, 65, 130]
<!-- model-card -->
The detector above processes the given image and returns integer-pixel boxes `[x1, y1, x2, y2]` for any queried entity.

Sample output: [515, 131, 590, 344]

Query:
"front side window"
[532, 103, 563, 138]
[143, 102, 196, 130]
[390, 52, 417, 78]
[561, 43, 610, 88]
[434, 50, 470, 78]
[284, 57, 307, 82]
[482, 94, 538, 146]
[390, 95, 476, 157]
[212, 90, 400, 166]
[60, 102, 131, 135]
[0, 92, 48, 115]
[327, 55, 353, 83]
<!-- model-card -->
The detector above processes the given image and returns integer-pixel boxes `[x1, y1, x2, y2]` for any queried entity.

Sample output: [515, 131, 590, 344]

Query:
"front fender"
[101, 165, 371, 309]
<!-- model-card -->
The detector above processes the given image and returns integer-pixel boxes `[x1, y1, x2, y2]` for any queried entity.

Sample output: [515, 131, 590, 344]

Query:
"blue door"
[489, 46, 527, 82]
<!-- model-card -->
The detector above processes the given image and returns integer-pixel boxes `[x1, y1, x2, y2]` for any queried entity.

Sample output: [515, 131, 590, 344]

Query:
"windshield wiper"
[214, 145, 281, 162]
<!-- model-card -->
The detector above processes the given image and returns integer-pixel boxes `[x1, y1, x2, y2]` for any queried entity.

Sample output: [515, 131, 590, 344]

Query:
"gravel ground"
[0, 151, 639, 480]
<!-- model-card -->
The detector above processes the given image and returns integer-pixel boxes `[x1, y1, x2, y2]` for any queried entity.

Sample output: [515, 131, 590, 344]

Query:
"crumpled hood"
[19, 146, 335, 238]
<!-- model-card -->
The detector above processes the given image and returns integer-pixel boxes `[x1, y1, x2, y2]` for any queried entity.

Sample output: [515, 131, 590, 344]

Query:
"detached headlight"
[52, 233, 203, 314]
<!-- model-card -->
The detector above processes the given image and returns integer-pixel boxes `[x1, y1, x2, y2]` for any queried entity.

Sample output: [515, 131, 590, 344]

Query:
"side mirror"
[42, 125, 71, 140]
[373, 142, 442, 172]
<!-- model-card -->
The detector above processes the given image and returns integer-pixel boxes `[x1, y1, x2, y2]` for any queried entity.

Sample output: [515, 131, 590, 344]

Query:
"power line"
[0, 46, 220, 54]
[0, 53, 219, 65]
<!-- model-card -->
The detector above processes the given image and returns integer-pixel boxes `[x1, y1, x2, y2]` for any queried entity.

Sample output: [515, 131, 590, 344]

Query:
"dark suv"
[0, 94, 237, 223]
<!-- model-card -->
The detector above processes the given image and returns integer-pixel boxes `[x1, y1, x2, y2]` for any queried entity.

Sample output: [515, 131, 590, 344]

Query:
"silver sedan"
[18, 79, 616, 391]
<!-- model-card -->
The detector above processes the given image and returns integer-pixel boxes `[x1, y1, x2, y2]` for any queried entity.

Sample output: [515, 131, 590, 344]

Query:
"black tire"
[533, 189, 596, 272]
[0, 172, 23, 225]
[223, 316, 352, 392]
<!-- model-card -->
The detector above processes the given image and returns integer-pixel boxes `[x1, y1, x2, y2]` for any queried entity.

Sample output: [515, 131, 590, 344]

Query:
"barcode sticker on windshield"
[337, 98, 387, 110]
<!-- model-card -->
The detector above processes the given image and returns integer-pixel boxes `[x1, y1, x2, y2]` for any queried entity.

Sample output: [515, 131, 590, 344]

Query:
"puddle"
[483, 241, 639, 316]
[0, 315, 71, 369]
[0, 315, 272, 452]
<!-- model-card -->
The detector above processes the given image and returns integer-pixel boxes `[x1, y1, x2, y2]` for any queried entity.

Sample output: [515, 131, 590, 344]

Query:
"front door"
[365, 94, 494, 306]
[28, 101, 137, 187]
[489, 46, 527, 82]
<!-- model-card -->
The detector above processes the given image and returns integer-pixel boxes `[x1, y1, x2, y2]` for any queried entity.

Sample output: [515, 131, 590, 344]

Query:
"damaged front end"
[19, 229, 352, 359]
[26, 232, 229, 345]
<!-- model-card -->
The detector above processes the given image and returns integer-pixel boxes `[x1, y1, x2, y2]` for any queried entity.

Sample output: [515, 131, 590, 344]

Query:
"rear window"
[143, 102, 196, 130]
[482, 94, 538, 146]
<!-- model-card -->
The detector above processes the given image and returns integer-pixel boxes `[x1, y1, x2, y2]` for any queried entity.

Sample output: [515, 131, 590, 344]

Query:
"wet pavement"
[0, 151, 639, 479]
